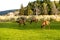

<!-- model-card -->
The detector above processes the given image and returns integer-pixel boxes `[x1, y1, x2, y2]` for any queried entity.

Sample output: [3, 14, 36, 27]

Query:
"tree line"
[19, 0, 60, 15]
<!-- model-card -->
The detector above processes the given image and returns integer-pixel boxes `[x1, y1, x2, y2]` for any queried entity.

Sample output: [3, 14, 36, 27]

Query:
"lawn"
[0, 21, 60, 40]
[0, 28, 60, 40]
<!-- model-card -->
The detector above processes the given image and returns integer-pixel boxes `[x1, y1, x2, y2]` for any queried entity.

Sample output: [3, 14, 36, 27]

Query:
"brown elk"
[29, 17, 38, 24]
[41, 20, 50, 29]
[16, 17, 26, 26]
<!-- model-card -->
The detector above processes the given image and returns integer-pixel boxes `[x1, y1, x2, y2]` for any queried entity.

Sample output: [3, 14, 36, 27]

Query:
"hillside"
[0, 9, 18, 15]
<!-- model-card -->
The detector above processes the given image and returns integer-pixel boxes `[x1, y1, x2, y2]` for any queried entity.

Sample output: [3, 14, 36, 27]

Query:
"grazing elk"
[41, 20, 50, 29]
[16, 17, 26, 26]
[29, 16, 38, 24]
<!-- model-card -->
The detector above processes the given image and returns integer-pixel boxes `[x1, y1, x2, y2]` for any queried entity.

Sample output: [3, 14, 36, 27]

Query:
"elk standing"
[29, 17, 38, 24]
[41, 20, 50, 29]
[16, 17, 26, 26]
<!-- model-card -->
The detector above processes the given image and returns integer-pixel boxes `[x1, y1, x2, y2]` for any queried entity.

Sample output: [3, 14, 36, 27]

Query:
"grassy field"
[0, 21, 60, 40]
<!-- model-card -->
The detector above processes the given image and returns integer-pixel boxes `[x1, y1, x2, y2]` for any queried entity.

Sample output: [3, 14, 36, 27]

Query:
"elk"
[41, 20, 50, 29]
[29, 17, 38, 24]
[16, 17, 26, 26]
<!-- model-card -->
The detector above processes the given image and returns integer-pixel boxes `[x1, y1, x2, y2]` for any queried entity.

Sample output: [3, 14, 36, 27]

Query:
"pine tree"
[50, 1, 58, 15]
[19, 4, 24, 15]
[42, 3, 48, 15]
[27, 5, 33, 15]
[34, 1, 41, 15]
[43, 0, 50, 3]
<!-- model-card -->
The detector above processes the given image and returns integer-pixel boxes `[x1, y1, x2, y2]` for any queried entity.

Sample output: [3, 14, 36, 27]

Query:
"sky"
[0, 0, 36, 11]
[0, 0, 59, 11]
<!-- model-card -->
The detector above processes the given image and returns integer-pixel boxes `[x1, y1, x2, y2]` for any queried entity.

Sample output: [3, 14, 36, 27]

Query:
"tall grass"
[0, 21, 60, 30]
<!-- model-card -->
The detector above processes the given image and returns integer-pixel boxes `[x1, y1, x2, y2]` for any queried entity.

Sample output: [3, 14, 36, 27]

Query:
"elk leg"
[41, 25, 45, 29]
[47, 25, 50, 29]
[30, 21, 32, 24]
[23, 23, 26, 25]
[19, 23, 21, 27]
[48, 25, 50, 29]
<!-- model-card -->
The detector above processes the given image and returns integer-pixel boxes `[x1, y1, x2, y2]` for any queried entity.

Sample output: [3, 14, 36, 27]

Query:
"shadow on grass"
[0, 22, 60, 30]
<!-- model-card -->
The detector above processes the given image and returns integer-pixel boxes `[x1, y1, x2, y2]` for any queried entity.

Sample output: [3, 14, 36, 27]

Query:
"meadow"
[0, 21, 60, 40]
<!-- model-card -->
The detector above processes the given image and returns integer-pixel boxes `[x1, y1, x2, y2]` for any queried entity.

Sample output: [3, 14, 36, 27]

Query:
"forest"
[19, 0, 60, 15]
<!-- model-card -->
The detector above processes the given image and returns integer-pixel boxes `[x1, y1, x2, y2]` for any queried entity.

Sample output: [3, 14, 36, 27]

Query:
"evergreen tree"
[42, 3, 48, 15]
[34, 1, 41, 15]
[59, 1, 60, 4]
[19, 4, 24, 15]
[50, 1, 58, 15]
[27, 5, 33, 15]
[19, 0, 60, 15]
[43, 0, 50, 3]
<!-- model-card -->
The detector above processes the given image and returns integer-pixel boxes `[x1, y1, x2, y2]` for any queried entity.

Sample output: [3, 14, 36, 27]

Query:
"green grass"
[0, 21, 60, 30]
[0, 28, 60, 40]
[0, 21, 60, 40]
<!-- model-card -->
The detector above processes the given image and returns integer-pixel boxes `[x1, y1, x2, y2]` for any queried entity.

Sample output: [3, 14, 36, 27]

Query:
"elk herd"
[16, 16, 50, 29]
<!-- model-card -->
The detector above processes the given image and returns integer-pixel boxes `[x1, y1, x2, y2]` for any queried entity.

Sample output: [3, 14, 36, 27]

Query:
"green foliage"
[19, 0, 59, 15]
[50, 2, 58, 15]
[42, 3, 48, 15]
[19, 4, 24, 15]
[27, 6, 33, 15]
[0, 21, 60, 29]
